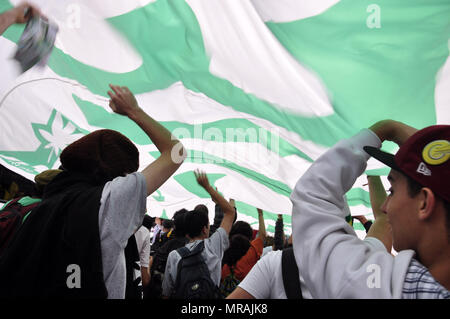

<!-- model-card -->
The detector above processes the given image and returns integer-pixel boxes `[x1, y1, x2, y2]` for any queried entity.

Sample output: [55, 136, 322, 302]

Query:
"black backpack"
[0, 196, 41, 256]
[144, 237, 188, 299]
[172, 241, 221, 299]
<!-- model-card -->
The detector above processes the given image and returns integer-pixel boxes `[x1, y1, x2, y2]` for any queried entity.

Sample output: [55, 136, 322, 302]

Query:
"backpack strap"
[0, 197, 21, 211]
[281, 247, 303, 299]
[177, 240, 205, 258]
[191, 240, 205, 255]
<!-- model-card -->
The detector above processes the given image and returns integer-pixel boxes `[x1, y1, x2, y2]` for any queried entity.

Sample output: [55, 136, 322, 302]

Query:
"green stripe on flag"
[150, 150, 292, 197]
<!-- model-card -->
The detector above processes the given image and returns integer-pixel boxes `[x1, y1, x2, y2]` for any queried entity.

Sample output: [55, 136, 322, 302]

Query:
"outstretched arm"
[256, 208, 266, 241]
[226, 287, 255, 299]
[194, 170, 235, 234]
[0, 2, 42, 35]
[108, 84, 186, 196]
[273, 214, 284, 250]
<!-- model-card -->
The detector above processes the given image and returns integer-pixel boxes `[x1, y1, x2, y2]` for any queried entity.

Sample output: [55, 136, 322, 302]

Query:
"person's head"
[172, 208, 188, 237]
[222, 234, 251, 267]
[34, 169, 62, 196]
[264, 235, 274, 248]
[229, 221, 253, 241]
[142, 215, 155, 230]
[162, 219, 174, 232]
[184, 209, 210, 239]
[364, 125, 450, 252]
[194, 204, 209, 215]
[59, 129, 139, 184]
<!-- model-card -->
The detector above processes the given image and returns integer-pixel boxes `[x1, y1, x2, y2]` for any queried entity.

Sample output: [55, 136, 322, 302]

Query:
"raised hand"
[12, 2, 42, 24]
[369, 120, 418, 146]
[194, 169, 211, 189]
[107, 84, 140, 117]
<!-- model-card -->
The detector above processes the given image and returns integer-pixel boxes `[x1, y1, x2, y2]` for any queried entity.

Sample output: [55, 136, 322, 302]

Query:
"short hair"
[264, 235, 274, 247]
[229, 221, 253, 241]
[173, 208, 188, 237]
[194, 204, 209, 214]
[404, 173, 450, 241]
[162, 219, 174, 230]
[142, 215, 155, 230]
[404, 174, 423, 198]
[184, 209, 210, 238]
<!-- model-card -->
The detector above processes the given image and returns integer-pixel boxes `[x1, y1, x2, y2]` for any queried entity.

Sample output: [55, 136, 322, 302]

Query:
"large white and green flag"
[1, 0, 449, 236]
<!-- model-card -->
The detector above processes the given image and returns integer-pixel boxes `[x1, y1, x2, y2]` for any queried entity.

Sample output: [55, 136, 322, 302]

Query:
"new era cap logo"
[417, 162, 431, 176]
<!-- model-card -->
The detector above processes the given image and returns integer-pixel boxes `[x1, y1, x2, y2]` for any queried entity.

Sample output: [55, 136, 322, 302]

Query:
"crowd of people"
[0, 3, 449, 299]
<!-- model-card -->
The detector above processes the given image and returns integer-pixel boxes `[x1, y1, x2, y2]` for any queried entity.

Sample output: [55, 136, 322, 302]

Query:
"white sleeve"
[140, 230, 151, 268]
[99, 172, 147, 249]
[162, 250, 177, 297]
[291, 129, 414, 298]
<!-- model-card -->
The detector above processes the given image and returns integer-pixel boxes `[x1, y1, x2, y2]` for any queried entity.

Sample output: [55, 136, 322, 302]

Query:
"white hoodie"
[291, 129, 415, 298]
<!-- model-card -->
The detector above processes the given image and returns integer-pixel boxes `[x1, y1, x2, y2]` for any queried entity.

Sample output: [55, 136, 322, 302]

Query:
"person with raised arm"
[161, 170, 235, 298]
[291, 120, 449, 298]
[0, 84, 185, 298]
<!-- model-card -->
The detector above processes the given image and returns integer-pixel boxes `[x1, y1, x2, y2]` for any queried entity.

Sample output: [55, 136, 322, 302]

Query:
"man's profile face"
[381, 170, 421, 252]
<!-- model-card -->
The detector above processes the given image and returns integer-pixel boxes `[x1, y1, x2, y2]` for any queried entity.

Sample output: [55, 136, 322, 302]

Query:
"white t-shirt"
[238, 250, 312, 299]
[239, 236, 386, 299]
[98, 172, 147, 299]
[135, 226, 151, 268]
[262, 245, 273, 257]
[134, 225, 151, 284]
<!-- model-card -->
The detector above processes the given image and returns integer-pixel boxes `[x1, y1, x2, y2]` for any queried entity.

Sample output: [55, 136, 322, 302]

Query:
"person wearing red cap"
[291, 119, 449, 298]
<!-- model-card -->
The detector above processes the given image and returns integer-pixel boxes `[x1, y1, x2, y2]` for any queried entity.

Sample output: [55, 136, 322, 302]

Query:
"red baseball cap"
[364, 125, 450, 202]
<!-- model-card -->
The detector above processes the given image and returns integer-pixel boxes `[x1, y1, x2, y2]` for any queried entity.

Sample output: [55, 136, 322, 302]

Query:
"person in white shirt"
[227, 190, 391, 300]
[134, 225, 151, 291]
[162, 170, 236, 298]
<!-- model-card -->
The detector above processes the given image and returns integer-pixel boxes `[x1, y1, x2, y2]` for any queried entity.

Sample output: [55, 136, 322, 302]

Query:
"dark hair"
[173, 208, 188, 237]
[184, 209, 210, 238]
[405, 174, 423, 198]
[162, 219, 174, 230]
[142, 215, 155, 230]
[194, 204, 209, 214]
[229, 221, 253, 241]
[264, 235, 274, 247]
[405, 174, 450, 241]
[222, 234, 251, 268]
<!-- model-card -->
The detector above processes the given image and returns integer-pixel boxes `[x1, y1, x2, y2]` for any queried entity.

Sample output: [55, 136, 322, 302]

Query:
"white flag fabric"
[1, 0, 449, 235]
